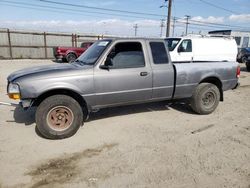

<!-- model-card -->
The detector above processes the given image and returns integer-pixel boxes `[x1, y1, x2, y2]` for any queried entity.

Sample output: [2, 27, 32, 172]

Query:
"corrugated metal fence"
[0, 28, 107, 59]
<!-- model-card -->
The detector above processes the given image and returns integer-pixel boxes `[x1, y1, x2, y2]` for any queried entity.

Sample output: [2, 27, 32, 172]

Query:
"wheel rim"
[68, 55, 76, 63]
[202, 91, 216, 109]
[46, 106, 74, 131]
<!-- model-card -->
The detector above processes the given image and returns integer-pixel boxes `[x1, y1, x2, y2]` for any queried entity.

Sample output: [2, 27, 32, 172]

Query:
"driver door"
[93, 41, 152, 108]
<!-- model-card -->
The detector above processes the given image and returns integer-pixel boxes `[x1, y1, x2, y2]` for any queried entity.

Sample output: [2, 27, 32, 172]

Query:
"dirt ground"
[0, 59, 249, 188]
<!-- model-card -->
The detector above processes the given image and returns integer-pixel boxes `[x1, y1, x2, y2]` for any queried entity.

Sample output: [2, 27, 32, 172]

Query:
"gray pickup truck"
[7, 38, 240, 139]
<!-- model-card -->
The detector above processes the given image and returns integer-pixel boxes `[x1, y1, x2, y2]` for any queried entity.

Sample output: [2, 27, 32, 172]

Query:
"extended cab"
[54, 42, 93, 63]
[7, 38, 240, 139]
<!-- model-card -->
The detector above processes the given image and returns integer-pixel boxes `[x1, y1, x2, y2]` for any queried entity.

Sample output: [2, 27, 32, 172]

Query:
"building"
[208, 30, 250, 48]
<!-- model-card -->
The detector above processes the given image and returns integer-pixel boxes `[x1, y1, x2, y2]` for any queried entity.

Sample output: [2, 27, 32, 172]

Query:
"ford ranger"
[7, 38, 240, 139]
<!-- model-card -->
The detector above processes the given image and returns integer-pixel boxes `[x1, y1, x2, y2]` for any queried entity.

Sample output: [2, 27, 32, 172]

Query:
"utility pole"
[172, 17, 176, 37]
[185, 15, 191, 35]
[166, 0, 172, 37]
[159, 0, 172, 37]
[133, 24, 138, 36]
[160, 19, 165, 37]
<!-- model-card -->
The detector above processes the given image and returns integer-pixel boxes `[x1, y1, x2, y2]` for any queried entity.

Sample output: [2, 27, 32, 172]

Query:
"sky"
[0, 0, 250, 37]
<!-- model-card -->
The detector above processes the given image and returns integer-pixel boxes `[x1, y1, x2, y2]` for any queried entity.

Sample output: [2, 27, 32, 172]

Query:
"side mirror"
[100, 65, 109, 70]
[106, 57, 113, 66]
[100, 57, 113, 70]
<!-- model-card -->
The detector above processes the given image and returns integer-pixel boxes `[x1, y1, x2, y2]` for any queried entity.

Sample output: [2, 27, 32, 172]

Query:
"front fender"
[17, 74, 94, 100]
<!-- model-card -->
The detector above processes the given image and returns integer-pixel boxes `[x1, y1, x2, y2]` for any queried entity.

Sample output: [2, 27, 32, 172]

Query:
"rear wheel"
[36, 95, 83, 139]
[190, 83, 220, 115]
[242, 56, 248, 64]
[246, 63, 250, 72]
[66, 53, 77, 63]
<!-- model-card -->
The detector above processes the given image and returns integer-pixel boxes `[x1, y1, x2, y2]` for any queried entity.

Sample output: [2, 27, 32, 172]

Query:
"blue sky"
[0, 0, 249, 36]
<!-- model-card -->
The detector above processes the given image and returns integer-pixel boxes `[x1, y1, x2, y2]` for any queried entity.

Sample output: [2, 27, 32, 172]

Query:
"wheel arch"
[33, 89, 89, 120]
[199, 76, 223, 101]
[66, 51, 77, 58]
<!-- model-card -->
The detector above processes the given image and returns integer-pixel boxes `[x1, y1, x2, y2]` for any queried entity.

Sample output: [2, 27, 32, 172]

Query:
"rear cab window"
[150, 42, 169, 64]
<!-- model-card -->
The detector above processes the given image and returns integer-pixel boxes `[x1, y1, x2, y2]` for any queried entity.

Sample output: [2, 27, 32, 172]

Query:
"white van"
[165, 35, 237, 63]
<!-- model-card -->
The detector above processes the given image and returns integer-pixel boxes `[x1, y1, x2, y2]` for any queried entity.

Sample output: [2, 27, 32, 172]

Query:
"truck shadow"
[12, 106, 36, 126]
[12, 101, 195, 126]
[88, 101, 195, 122]
[52, 59, 68, 64]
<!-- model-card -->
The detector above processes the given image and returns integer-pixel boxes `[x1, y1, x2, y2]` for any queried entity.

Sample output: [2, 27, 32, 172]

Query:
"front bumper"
[20, 99, 33, 109]
[55, 55, 63, 59]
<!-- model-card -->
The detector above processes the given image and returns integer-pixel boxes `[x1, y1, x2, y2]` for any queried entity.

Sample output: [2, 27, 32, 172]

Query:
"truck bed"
[173, 61, 239, 99]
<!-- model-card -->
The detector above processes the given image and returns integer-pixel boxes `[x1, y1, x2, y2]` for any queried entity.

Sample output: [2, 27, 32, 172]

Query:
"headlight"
[8, 83, 20, 100]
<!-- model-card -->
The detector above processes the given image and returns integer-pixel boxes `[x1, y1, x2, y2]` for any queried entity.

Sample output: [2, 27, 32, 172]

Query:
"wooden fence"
[0, 28, 107, 59]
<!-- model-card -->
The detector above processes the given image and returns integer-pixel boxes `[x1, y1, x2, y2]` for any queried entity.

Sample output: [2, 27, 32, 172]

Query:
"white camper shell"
[165, 36, 237, 63]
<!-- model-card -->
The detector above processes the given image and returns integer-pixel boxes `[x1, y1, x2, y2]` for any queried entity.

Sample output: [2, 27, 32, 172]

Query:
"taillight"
[236, 66, 240, 78]
[57, 49, 61, 53]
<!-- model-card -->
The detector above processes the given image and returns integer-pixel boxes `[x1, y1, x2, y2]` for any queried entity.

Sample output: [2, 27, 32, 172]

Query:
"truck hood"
[7, 63, 81, 82]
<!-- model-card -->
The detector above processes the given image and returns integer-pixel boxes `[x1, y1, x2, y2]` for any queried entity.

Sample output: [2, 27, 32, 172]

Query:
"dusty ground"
[0, 59, 249, 188]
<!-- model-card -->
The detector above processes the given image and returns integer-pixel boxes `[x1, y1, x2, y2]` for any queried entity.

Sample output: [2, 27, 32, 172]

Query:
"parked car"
[53, 42, 93, 63]
[237, 47, 250, 71]
[7, 38, 240, 139]
[246, 60, 250, 72]
[165, 36, 237, 63]
[237, 47, 250, 63]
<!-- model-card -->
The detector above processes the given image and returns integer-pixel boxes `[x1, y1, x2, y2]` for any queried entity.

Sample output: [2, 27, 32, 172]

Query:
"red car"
[54, 42, 93, 63]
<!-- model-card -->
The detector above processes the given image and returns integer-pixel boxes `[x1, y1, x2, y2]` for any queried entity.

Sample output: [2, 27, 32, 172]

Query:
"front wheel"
[190, 83, 220, 115]
[66, 53, 76, 63]
[36, 95, 83, 139]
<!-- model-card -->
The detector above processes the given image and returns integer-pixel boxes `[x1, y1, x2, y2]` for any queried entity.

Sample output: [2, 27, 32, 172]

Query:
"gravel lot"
[0, 59, 249, 188]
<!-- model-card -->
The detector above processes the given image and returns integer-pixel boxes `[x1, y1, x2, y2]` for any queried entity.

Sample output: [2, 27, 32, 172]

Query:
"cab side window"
[107, 42, 145, 69]
[150, 42, 169, 64]
[178, 39, 192, 52]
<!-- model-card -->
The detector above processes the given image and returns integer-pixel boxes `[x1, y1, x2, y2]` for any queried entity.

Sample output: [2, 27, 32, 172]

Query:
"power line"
[0, 0, 161, 20]
[38, 0, 165, 18]
[0, 2, 97, 17]
[1, 0, 250, 33]
[175, 24, 214, 31]
[174, 16, 250, 30]
[3, 0, 249, 30]
[198, 0, 239, 14]
[176, 19, 249, 30]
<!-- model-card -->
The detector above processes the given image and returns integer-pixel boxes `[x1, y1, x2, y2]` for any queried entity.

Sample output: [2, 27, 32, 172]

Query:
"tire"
[36, 95, 83, 139]
[242, 56, 248, 64]
[246, 63, 250, 72]
[190, 83, 220, 115]
[66, 53, 76, 63]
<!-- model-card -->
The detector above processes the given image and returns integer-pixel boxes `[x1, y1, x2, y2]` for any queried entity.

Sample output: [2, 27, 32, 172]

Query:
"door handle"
[140, 72, 148, 76]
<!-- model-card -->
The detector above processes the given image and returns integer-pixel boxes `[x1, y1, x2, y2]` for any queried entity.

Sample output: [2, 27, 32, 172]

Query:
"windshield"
[165, 38, 181, 51]
[74, 40, 112, 65]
